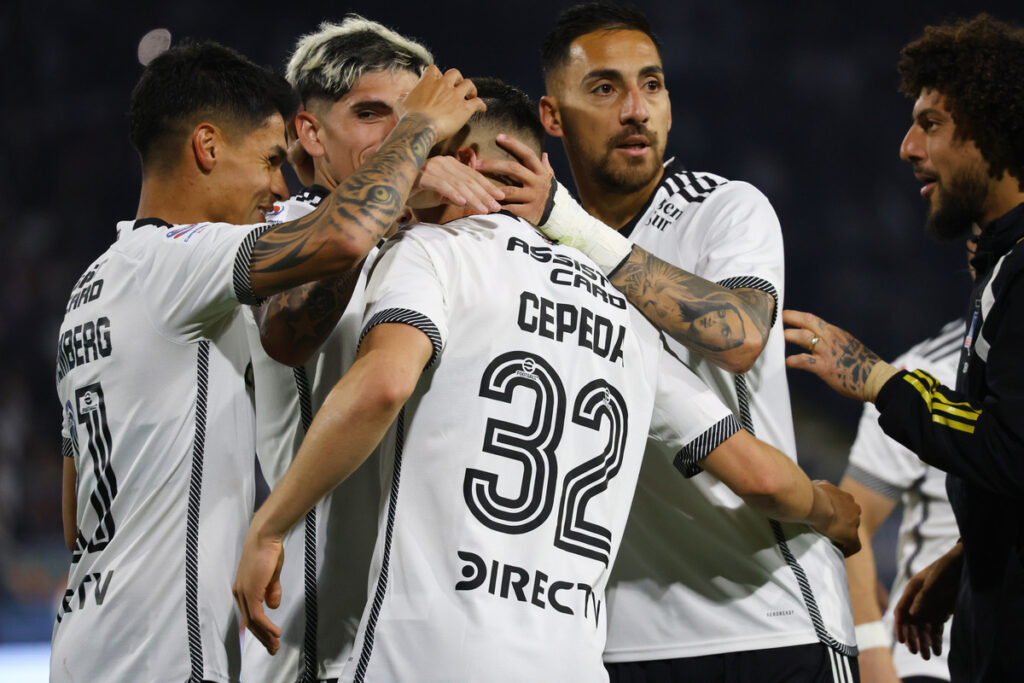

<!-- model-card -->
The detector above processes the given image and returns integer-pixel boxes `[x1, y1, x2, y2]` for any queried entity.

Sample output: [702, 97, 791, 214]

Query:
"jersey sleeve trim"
[360, 307, 443, 369]
[673, 414, 741, 478]
[845, 463, 903, 501]
[61, 437, 74, 459]
[716, 275, 779, 328]
[232, 224, 272, 306]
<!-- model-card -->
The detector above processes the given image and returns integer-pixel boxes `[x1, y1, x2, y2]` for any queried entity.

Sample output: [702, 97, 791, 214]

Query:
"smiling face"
[307, 69, 420, 187]
[545, 29, 671, 197]
[211, 113, 289, 224]
[900, 89, 992, 240]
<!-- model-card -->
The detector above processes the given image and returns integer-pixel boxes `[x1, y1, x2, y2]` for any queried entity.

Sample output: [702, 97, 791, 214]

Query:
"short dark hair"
[129, 40, 298, 170]
[899, 13, 1024, 186]
[469, 77, 545, 153]
[286, 16, 433, 105]
[541, 2, 661, 82]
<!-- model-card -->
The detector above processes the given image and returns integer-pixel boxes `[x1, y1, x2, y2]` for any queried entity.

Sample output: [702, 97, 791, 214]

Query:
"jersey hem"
[603, 629, 823, 662]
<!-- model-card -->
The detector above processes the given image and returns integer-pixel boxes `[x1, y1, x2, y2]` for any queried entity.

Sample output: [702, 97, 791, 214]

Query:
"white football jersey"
[605, 160, 857, 662]
[52, 218, 267, 682]
[241, 187, 381, 682]
[846, 319, 963, 681]
[339, 214, 738, 682]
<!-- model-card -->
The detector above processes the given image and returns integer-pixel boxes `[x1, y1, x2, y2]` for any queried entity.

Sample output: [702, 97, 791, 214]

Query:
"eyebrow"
[913, 107, 944, 122]
[348, 99, 393, 112]
[581, 65, 664, 84]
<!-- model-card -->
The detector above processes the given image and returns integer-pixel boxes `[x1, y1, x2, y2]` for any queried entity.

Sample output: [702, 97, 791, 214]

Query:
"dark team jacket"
[874, 201, 1024, 682]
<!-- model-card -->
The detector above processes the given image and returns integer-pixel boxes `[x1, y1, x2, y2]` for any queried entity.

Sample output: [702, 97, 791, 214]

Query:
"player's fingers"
[784, 352, 818, 372]
[498, 185, 535, 205]
[474, 158, 535, 186]
[931, 623, 944, 656]
[782, 309, 817, 330]
[496, 134, 546, 173]
[782, 327, 821, 351]
[541, 152, 554, 173]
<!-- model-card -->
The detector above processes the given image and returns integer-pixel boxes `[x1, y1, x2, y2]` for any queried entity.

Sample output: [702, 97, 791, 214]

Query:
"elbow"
[716, 338, 764, 375]
[365, 366, 419, 416]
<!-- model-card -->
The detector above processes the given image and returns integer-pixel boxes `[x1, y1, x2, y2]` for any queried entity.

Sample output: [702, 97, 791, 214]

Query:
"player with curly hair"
[785, 13, 1024, 683]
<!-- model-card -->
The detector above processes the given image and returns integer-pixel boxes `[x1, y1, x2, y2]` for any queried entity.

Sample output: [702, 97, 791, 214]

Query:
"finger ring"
[808, 335, 820, 351]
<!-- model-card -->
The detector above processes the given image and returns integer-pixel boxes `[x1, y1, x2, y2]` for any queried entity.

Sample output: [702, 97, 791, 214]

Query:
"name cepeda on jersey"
[456, 550, 603, 628]
[507, 237, 626, 309]
[517, 291, 625, 363]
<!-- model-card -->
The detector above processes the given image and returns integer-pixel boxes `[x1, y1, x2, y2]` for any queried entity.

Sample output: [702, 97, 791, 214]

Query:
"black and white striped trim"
[735, 372, 857, 658]
[664, 170, 726, 204]
[827, 647, 857, 682]
[771, 520, 858, 658]
[61, 437, 74, 459]
[293, 367, 319, 683]
[359, 308, 443, 369]
[354, 409, 406, 683]
[900, 474, 930, 582]
[185, 341, 210, 682]
[673, 415, 740, 478]
[232, 224, 272, 306]
[717, 275, 780, 328]
[846, 463, 903, 501]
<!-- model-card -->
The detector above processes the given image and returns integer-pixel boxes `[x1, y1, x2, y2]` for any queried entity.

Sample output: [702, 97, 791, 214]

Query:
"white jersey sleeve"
[137, 221, 270, 341]
[359, 230, 448, 366]
[647, 339, 740, 473]
[678, 180, 784, 322]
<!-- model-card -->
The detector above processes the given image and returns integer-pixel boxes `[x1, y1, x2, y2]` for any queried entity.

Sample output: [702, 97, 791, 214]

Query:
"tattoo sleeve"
[254, 265, 363, 366]
[248, 114, 436, 296]
[821, 328, 882, 398]
[610, 247, 774, 372]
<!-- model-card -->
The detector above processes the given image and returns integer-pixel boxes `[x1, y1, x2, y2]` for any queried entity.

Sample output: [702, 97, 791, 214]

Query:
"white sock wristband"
[536, 181, 633, 275]
[854, 620, 891, 651]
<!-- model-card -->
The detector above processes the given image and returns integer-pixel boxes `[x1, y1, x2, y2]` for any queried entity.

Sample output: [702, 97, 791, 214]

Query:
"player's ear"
[191, 122, 219, 172]
[455, 144, 479, 168]
[539, 96, 563, 138]
[295, 109, 325, 158]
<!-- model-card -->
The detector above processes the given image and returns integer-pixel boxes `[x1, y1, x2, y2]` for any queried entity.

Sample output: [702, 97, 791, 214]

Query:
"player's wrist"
[854, 620, 892, 650]
[864, 361, 899, 403]
[536, 181, 632, 274]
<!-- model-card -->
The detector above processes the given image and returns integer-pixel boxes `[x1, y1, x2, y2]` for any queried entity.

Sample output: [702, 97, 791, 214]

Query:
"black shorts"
[605, 642, 859, 683]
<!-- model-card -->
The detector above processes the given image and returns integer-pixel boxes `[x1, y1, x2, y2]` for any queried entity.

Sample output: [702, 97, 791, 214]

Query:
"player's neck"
[983, 175, 1024, 225]
[571, 162, 664, 231]
[136, 174, 215, 225]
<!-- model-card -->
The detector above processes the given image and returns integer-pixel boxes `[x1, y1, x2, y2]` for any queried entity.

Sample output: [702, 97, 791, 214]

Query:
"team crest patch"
[165, 223, 208, 242]
[265, 203, 284, 218]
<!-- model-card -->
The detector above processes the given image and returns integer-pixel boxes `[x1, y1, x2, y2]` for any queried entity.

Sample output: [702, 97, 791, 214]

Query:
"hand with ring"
[783, 310, 895, 402]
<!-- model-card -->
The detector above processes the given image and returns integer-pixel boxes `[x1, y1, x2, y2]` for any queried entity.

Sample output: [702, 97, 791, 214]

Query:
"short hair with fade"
[540, 2, 662, 83]
[899, 13, 1024, 187]
[129, 40, 298, 171]
[468, 77, 546, 154]
[286, 15, 433, 105]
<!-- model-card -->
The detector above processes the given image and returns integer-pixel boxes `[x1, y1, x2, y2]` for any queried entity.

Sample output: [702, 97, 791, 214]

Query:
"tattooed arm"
[253, 268, 363, 366]
[610, 247, 774, 373]
[247, 67, 484, 299]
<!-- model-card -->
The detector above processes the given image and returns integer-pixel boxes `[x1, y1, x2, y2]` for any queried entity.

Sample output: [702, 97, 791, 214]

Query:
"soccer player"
[784, 14, 1024, 681]
[498, 4, 857, 679]
[234, 78, 860, 682]
[240, 18, 502, 683]
[841, 318, 963, 683]
[53, 40, 483, 682]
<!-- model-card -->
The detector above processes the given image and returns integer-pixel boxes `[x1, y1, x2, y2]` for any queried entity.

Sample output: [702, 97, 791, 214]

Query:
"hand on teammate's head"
[397, 66, 486, 143]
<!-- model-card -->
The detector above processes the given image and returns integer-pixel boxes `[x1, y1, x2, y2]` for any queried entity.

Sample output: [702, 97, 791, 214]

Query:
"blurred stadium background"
[3, 0, 1019, 676]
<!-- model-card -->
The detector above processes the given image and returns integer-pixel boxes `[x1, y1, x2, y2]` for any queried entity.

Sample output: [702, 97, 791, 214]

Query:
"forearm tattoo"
[256, 267, 362, 350]
[611, 248, 772, 356]
[250, 114, 436, 278]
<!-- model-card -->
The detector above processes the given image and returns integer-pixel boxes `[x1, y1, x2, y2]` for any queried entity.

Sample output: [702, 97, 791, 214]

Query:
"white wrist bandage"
[536, 180, 633, 275]
[854, 620, 891, 651]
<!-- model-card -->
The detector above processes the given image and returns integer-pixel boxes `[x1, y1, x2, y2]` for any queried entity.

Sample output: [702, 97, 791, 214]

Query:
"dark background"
[2, 0, 1019, 643]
